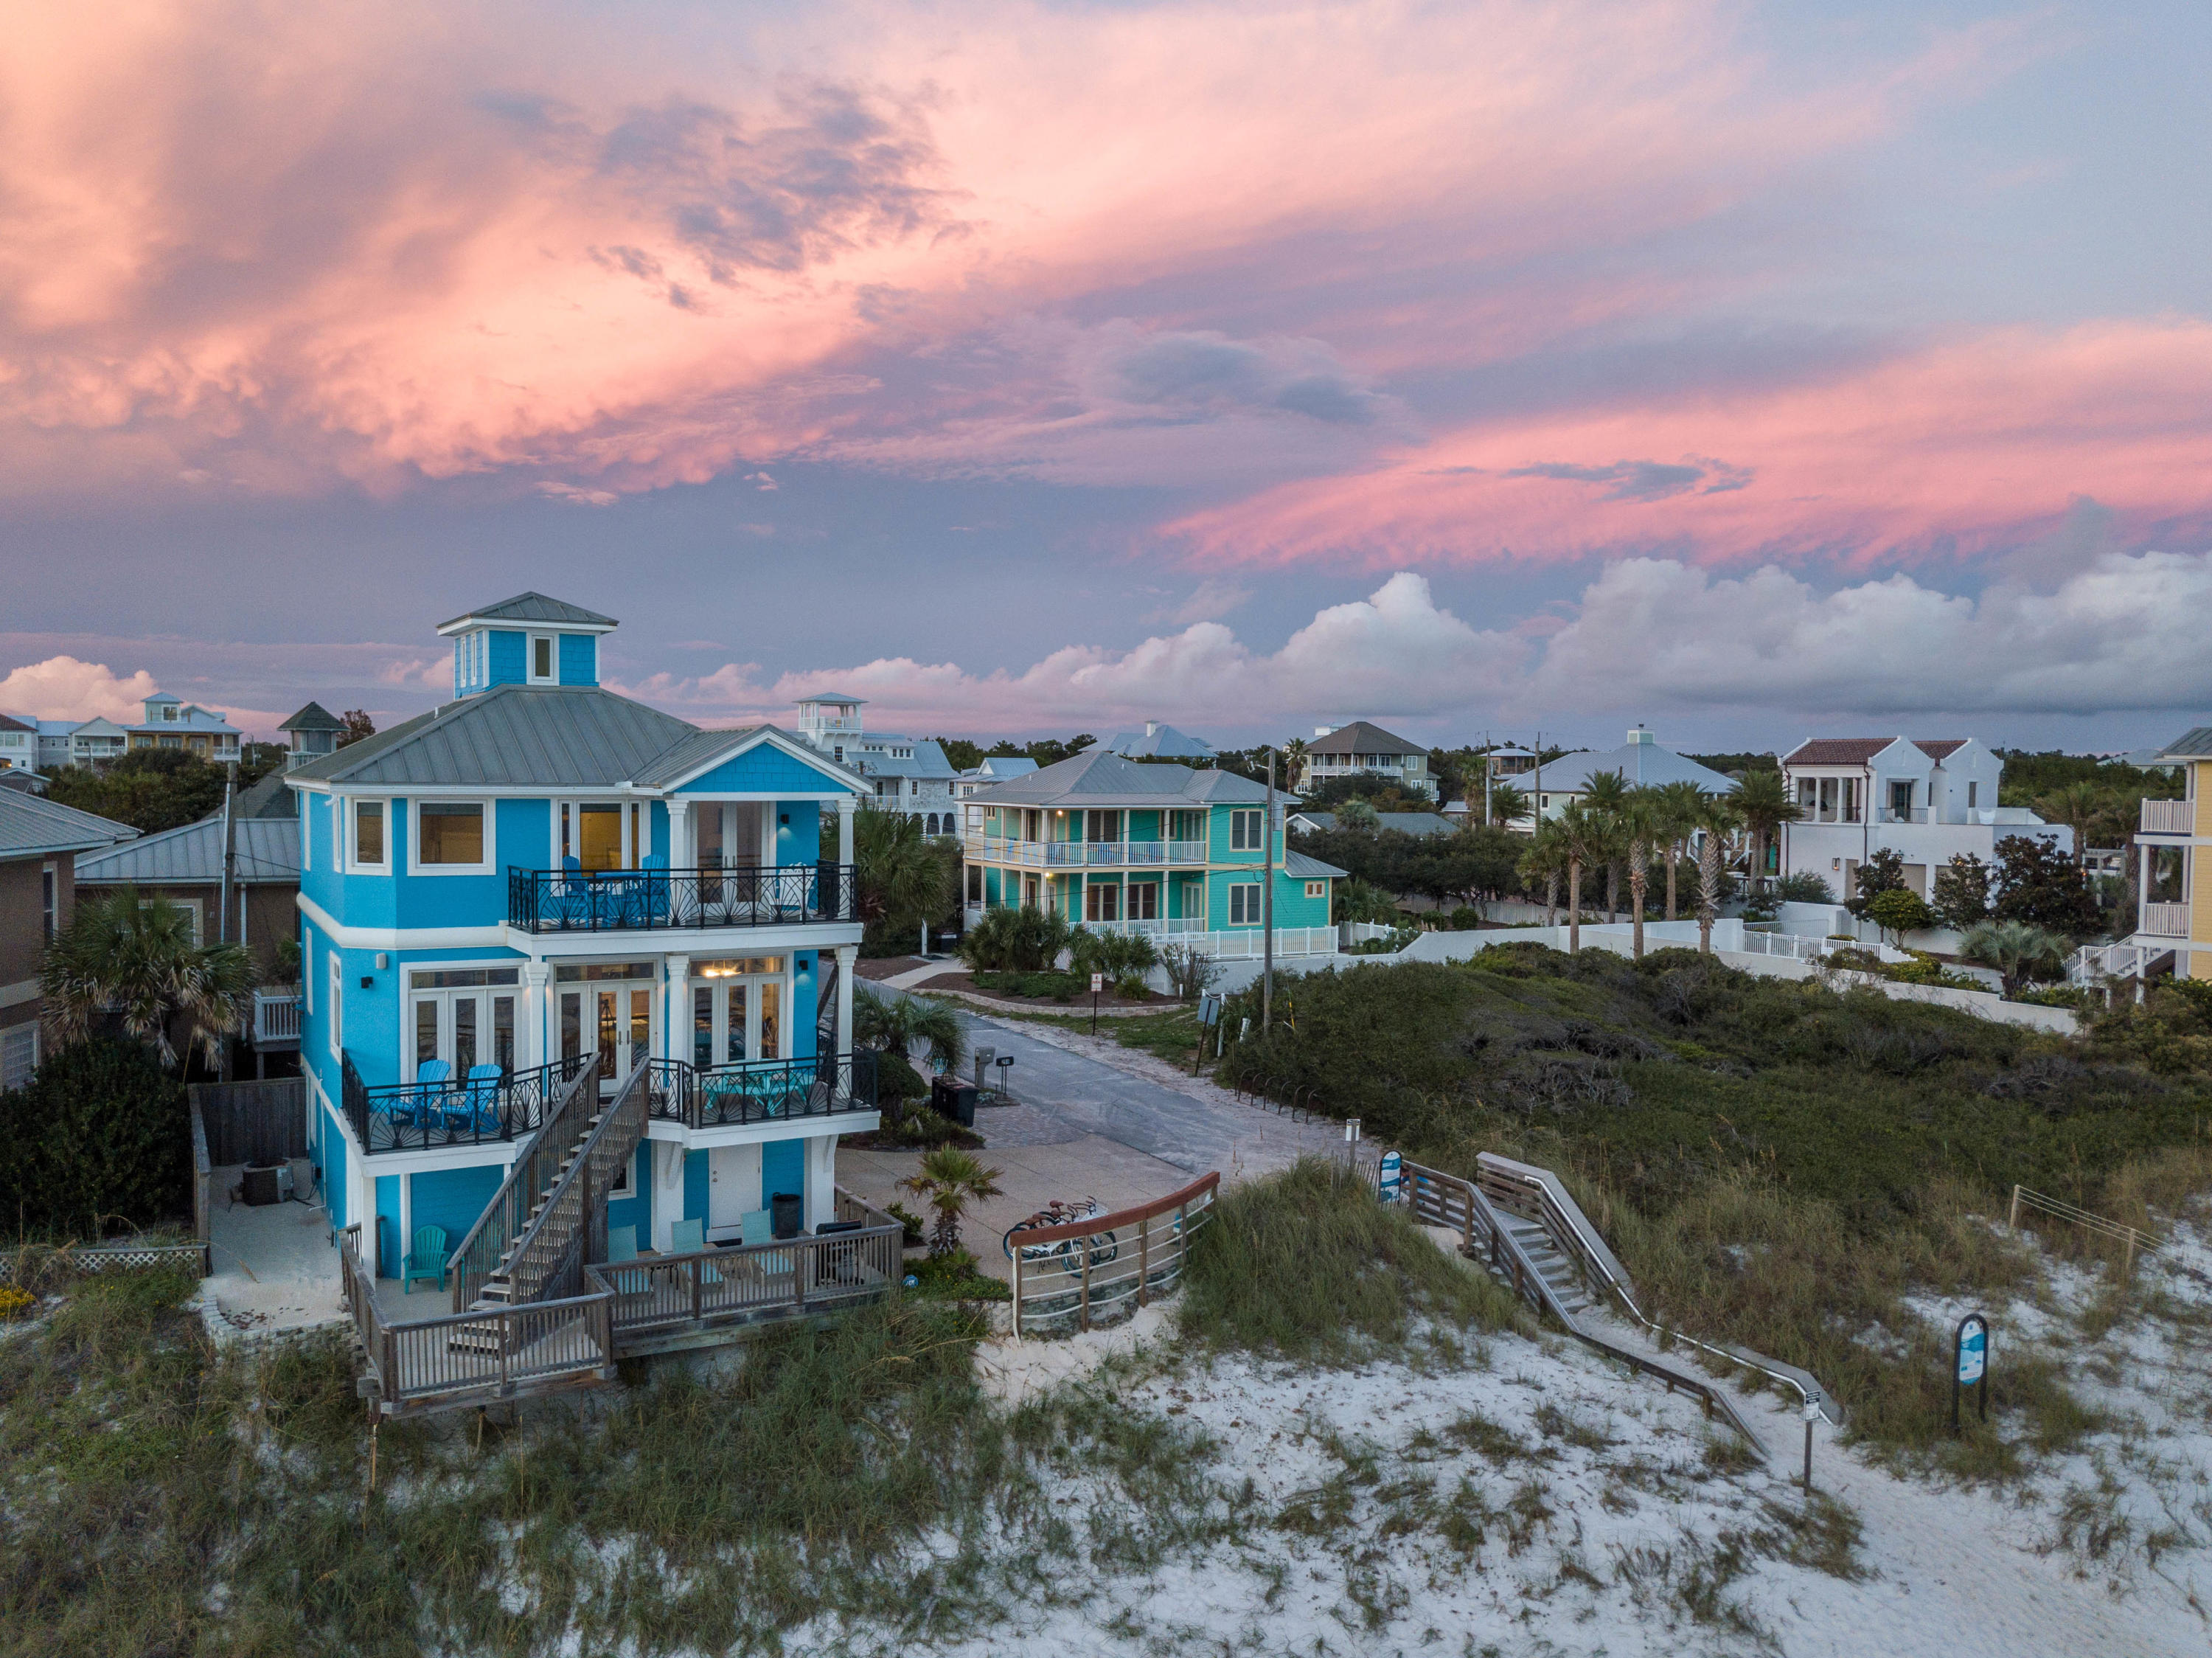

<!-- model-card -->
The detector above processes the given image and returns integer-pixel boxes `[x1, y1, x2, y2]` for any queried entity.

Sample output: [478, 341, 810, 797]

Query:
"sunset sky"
[3, 0, 2208, 752]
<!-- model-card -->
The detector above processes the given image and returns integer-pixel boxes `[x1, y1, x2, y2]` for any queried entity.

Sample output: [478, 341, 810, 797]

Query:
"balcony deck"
[963, 834, 1211, 867]
[2140, 798, 2195, 836]
[507, 862, 855, 933]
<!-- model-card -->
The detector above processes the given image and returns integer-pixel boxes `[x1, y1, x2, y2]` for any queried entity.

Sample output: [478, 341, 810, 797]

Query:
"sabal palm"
[851, 805, 952, 932]
[1551, 800, 1610, 954]
[2032, 781, 2111, 870]
[1732, 769, 1799, 893]
[1651, 780, 1707, 921]
[853, 985, 966, 1071]
[1517, 821, 1566, 924]
[900, 1146, 1004, 1257]
[1619, 789, 1666, 959]
[1692, 795, 1745, 955]
[1960, 919, 2067, 999]
[1489, 782, 1530, 827]
[42, 885, 251, 1069]
[1581, 771, 1631, 920]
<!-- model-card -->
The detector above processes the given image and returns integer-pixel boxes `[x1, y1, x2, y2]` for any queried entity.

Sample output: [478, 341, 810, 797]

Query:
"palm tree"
[1651, 780, 1707, 921]
[1732, 769, 1800, 896]
[1335, 797, 1381, 834]
[853, 985, 966, 1072]
[1960, 919, 2067, 999]
[1620, 789, 1664, 958]
[1580, 771, 1630, 921]
[1517, 821, 1565, 924]
[1489, 782, 1530, 828]
[2033, 781, 2111, 871]
[1552, 800, 1610, 954]
[851, 805, 953, 940]
[42, 886, 252, 1069]
[1693, 794, 1745, 955]
[900, 1146, 1005, 1258]
[1283, 736, 1310, 791]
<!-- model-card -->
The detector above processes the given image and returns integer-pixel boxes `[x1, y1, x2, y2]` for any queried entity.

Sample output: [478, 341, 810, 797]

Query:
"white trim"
[293, 891, 860, 957]
[328, 950, 344, 1058]
[408, 797, 495, 876]
[655, 726, 871, 794]
[348, 796, 389, 872]
[527, 634, 557, 684]
[644, 1115, 880, 1151]
[0, 978, 41, 1010]
[436, 613, 616, 638]
[296, 892, 509, 951]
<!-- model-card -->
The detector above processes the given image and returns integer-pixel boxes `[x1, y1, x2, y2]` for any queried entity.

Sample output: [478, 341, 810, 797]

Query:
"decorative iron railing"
[644, 1051, 879, 1129]
[344, 1052, 587, 1155]
[507, 862, 857, 933]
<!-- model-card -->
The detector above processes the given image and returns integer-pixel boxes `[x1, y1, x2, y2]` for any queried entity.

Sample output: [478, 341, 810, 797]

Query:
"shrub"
[1866, 887, 1933, 946]
[1068, 926, 1160, 994]
[0, 1038, 189, 1238]
[957, 903, 1071, 973]
[1159, 941, 1224, 1000]
[874, 1050, 931, 1103]
[972, 970, 1083, 1002]
[1773, 871, 1835, 904]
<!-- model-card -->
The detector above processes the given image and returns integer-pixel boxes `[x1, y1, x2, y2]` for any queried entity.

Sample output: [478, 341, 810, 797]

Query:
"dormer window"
[162, 705, 177, 721]
[530, 635, 556, 683]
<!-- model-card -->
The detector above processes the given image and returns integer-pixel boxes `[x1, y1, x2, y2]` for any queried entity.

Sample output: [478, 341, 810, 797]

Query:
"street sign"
[1197, 991, 1222, 1026]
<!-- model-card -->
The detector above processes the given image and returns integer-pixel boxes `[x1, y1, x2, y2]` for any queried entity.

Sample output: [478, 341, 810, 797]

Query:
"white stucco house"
[1778, 737, 2067, 899]
[793, 693, 960, 836]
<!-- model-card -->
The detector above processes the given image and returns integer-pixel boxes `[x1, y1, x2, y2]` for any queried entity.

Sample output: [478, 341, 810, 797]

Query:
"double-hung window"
[1228, 884, 1262, 926]
[1229, 809, 1264, 852]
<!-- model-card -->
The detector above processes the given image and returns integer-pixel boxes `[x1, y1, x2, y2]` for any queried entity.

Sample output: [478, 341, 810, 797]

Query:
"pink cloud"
[1165, 320, 2212, 567]
[0, 0, 1995, 500]
[0, 656, 160, 722]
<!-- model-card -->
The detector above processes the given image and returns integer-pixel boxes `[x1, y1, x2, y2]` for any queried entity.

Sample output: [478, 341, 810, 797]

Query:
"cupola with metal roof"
[434, 592, 618, 698]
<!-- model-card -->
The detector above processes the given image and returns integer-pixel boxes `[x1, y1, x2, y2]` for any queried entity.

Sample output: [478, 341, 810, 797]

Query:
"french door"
[689, 959, 785, 1069]
[407, 968, 519, 1081]
[558, 982, 654, 1096]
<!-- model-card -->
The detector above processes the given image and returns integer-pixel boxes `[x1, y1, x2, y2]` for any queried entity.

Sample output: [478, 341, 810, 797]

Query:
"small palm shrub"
[1068, 926, 1160, 994]
[957, 904, 1071, 973]
[899, 1148, 1005, 1258]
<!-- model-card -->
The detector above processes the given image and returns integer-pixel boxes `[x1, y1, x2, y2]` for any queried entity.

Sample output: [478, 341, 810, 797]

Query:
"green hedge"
[972, 971, 1083, 1002]
[0, 1038, 190, 1238]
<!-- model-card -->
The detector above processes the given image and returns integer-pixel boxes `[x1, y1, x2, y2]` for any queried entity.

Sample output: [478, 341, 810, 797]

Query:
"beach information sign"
[1952, 1313, 1990, 1430]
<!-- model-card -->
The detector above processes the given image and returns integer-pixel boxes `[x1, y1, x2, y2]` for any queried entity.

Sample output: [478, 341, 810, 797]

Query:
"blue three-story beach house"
[292, 594, 877, 1311]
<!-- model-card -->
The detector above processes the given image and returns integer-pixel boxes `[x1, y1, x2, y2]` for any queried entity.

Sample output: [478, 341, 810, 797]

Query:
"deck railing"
[2141, 901, 2191, 939]
[963, 836, 1211, 867]
[585, 1223, 904, 1342]
[2140, 797, 2194, 835]
[447, 1057, 597, 1311]
[496, 1064, 651, 1308]
[507, 862, 856, 932]
[251, 988, 301, 1045]
[1009, 1171, 1219, 1336]
[345, 1052, 586, 1156]
[650, 1051, 879, 1130]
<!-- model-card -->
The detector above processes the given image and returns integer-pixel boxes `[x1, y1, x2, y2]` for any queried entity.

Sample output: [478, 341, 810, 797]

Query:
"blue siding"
[793, 953, 817, 1059]
[678, 743, 855, 795]
[558, 633, 597, 685]
[684, 1150, 709, 1224]
[410, 1165, 505, 1249]
[324, 1109, 349, 1231]
[487, 629, 526, 687]
[777, 800, 818, 866]
[762, 1140, 804, 1209]
[375, 1176, 402, 1277]
[604, 1142, 651, 1241]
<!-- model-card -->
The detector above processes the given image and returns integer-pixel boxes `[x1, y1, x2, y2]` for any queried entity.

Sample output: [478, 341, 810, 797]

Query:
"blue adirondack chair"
[740, 1207, 792, 1278]
[451, 1064, 504, 1134]
[605, 1225, 651, 1294]
[406, 1059, 453, 1131]
[639, 851, 670, 924]
[669, 1217, 721, 1285]
[402, 1225, 448, 1294]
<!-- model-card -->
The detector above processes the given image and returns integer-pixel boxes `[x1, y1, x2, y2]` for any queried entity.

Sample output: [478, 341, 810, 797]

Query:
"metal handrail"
[447, 1057, 597, 1311]
[507, 861, 857, 932]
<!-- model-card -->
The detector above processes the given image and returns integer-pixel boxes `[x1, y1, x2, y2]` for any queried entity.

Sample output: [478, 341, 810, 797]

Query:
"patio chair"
[640, 852, 671, 924]
[740, 1207, 793, 1280]
[402, 1225, 448, 1294]
[456, 1064, 505, 1134]
[669, 1217, 722, 1286]
[406, 1060, 453, 1133]
[552, 855, 594, 929]
[605, 1225, 651, 1294]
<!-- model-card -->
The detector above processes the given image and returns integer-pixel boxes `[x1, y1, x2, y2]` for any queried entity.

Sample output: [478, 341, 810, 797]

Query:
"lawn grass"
[1209, 945, 2212, 1474]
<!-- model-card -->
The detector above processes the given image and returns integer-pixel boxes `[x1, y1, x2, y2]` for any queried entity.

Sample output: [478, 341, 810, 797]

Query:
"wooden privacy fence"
[189, 1078, 308, 1167]
[1009, 1171, 1220, 1337]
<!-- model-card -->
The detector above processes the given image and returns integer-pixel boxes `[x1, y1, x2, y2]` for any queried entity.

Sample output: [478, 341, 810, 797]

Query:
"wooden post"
[1138, 1214, 1150, 1307]
[691, 1258, 703, 1321]
[1012, 1244, 1023, 1341]
[2008, 1184, 2021, 1231]
[1079, 1238, 1092, 1332]
[794, 1239, 808, 1311]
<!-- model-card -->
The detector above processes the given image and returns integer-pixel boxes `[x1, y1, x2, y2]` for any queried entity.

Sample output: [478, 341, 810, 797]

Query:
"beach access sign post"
[1090, 971, 1104, 1035]
[1952, 1313, 1990, 1433]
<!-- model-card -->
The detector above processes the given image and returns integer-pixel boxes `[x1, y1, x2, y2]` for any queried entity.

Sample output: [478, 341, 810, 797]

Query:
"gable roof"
[1307, 720, 1425, 757]
[1536, 741, 1737, 794]
[76, 816, 299, 885]
[628, 724, 868, 792]
[0, 712, 30, 735]
[2158, 726, 2212, 760]
[1283, 848, 1347, 880]
[286, 684, 697, 788]
[1783, 738, 1972, 768]
[436, 592, 618, 633]
[852, 735, 957, 781]
[965, 756, 1038, 780]
[970, 748, 1282, 808]
[232, 771, 298, 819]
[0, 790, 137, 857]
[280, 701, 345, 733]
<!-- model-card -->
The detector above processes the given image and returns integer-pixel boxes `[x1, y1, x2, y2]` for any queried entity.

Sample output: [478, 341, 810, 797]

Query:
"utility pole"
[1262, 749, 1276, 1033]
[218, 763, 237, 1083]
[1482, 728, 1492, 828]
[1531, 731, 1543, 825]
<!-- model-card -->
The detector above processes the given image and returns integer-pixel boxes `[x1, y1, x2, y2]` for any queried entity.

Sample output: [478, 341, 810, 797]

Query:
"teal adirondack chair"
[605, 1225, 651, 1294]
[740, 1208, 791, 1279]
[669, 1217, 721, 1286]
[401, 1225, 448, 1294]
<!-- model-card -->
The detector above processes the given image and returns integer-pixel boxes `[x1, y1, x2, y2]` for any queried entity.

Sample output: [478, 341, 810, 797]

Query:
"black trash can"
[941, 1081, 979, 1128]
[770, 1190, 804, 1239]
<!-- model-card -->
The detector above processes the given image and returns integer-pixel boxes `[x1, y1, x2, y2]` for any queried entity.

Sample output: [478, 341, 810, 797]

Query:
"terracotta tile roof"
[1781, 738, 1890, 766]
[1913, 739, 1968, 761]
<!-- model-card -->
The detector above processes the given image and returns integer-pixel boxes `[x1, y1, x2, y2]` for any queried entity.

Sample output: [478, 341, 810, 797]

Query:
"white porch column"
[837, 792, 856, 866]
[804, 1133, 835, 1232]
[835, 943, 856, 1062]
[521, 960, 549, 1069]
[667, 798, 692, 869]
[664, 954, 689, 1064]
[650, 1140, 686, 1252]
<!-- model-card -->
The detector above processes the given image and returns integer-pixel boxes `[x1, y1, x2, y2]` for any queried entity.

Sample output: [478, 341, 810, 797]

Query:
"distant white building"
[953, 755, 1039, 802]
[0, 714, 32, 772]
[793, 692, 959, 836]
[1778, 737, 2067, 899]
[1517, 729, 1736, 827]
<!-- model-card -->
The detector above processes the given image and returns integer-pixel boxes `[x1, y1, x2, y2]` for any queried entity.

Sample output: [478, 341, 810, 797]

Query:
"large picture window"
[417, 802, 485, 865]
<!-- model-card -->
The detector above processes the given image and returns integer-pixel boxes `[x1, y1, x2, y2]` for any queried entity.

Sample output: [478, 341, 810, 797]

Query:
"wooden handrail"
[2010, 1184, 2164, 1272]
[1006, 1171, 1220, 1246]
[449, 1056, 596, 1311]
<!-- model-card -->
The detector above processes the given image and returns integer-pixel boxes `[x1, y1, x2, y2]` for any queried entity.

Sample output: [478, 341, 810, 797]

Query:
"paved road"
[891, 988, 1346, 1183]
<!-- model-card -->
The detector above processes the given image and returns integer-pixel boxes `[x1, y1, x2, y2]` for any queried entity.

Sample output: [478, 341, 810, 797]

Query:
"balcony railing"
[1877, 808, 1930, 825]
[344, 1053, 588, 1155]
[2141, 798, 2194, 836]
[507, 863, 856, 933]
[252, 988, 301, 1047]
[643, 1051, 879, 1129]
[963, 835, 1211, 867]
[2141, 902, 2192, 939]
